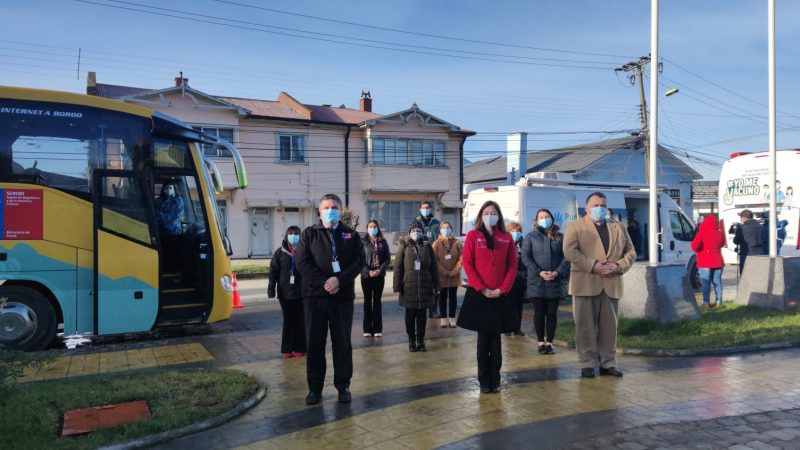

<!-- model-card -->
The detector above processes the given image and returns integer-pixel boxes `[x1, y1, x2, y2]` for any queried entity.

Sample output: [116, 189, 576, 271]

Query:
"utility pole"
[615, 56, 654, 181]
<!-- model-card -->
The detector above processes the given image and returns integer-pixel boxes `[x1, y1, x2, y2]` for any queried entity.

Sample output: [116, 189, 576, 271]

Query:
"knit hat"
[408, 219, 424, 233]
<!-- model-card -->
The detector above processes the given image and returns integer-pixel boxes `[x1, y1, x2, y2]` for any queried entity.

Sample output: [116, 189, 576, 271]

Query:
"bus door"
[93, 169, 160, 335]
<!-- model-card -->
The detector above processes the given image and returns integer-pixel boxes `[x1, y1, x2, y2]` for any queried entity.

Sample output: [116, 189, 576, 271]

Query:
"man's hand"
[324, 276, 340, 294]
[369, 270, 379, 277]
[594, 262, 621, 277]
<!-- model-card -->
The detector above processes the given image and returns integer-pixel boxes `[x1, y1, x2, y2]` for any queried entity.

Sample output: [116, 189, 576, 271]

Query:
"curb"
[97, 383, 267, 450]
[551, 338, 800, 357]
[233, 272, 268, 280]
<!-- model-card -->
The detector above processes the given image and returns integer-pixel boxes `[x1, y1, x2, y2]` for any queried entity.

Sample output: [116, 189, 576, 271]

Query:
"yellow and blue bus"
[0, 87, 247, 351]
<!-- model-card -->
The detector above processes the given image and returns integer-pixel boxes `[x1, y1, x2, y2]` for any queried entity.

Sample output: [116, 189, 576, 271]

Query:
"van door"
[664, 209, 694, 265]
[93, 170, 159, 335]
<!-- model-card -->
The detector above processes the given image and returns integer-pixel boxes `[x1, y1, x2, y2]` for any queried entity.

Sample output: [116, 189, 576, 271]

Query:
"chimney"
[507, 132, 528, 185]
[86, 71, 97, 96]
[359, 90, 372, 112]
[174, 72, 188, 87]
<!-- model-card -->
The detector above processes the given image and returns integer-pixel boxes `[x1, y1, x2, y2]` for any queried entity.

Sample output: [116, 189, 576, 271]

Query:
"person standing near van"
[416, 201, 441, 318]
[295, 193, 364, 405]
[268, 226, 306, 358]
[506, 221, 527, 337]
[457, 201, 518, 393]
[733, 209, 764, 274]
[432, 221, 463, 328]
[521, 209, 570, 354]
[394, 219, 440, 352]
[563, 192, 636, 378]
[691, 215, 726, 309]
[361, 220, 390, 337]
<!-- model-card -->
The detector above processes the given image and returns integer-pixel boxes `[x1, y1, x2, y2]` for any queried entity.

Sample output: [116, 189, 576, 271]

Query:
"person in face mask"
[360, 220, 390, 337]
[457, 201, 519, 394]
[563, 192, 636, 379]
[394, 219, 440, 352]
[268, 226, 306, 358]
[521, 209, 570, 355]
[155, 181, 185, 236]
[295, 193, 364, 405]
[505, 222, 527, 337]
[415, 201, 442, 318]
[432, 221, 463, 328]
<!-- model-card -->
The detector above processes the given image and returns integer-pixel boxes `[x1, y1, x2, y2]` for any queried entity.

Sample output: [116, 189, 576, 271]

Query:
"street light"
[665, 88, 679, 97]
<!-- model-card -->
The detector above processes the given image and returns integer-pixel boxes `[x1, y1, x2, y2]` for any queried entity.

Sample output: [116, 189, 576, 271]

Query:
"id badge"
[445, 254, 452, 260]
[414, 260, 421, 271]
[290, 275, 295, 285]
[332, 261, 341, 273]
[427, 231, 432, 238]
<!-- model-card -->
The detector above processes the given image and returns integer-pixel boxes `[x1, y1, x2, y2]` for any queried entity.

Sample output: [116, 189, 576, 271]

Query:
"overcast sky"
[3, 0, 799, 179]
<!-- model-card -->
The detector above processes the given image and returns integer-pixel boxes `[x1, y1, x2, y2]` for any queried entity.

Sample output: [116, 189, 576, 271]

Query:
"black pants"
[304, 296, 354, 394]
[361, 276, 385, 334]
[279, 299, 306, 354]
[405, 308, 427, 342]
[512, 278, 526, 332]
[439, 287, 458, 318]
[532, 297, 559, 342]
[477, 332, 502, 388]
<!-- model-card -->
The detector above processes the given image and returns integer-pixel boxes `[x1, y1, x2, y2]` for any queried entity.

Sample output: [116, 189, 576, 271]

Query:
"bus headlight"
[221, 275, 233, 293]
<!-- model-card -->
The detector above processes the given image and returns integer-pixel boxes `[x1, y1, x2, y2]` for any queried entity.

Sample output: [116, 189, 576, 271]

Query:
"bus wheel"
[0, 286, 57, 352]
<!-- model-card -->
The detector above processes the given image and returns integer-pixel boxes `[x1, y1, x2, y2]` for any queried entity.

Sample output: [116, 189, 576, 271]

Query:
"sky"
[3, 0, 800, 180]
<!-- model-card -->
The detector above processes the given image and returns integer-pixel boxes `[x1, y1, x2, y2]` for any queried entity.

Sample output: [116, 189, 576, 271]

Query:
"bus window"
[98, 175, 154, 246]
[153, 140, 192, 169]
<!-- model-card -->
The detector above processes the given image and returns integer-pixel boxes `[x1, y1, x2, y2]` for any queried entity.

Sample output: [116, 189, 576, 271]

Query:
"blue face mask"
[441, 228, 452, 237]
[538, 218, 553, 229]
[420, 208, 431, 217]
[287, 235, 300, 245]
[590, 206, 608, 222]
[321, 208, 340, 224]
[511, 231, 522, 241]
[165, 187, 175, 197]
[368, 228, 379, 236]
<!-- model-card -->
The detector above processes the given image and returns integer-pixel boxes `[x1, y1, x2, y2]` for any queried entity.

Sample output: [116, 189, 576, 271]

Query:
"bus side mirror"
[223, 235, 233, 257]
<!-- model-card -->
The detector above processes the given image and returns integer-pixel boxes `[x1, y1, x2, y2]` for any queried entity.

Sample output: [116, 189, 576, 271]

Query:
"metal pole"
[768, 0, 777, 257]
[648, 0, 659, 265]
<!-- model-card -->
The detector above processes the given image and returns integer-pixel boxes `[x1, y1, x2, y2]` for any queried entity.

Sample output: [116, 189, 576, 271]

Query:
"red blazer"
[462, 227, 518, 294]
[691, 216, 726, 269]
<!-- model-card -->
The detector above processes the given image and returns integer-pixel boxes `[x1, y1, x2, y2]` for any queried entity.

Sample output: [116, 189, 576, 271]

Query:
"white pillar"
[507, 132, 528, 185]
[768, 0, 777, 257]
[648, 0, 660, 265]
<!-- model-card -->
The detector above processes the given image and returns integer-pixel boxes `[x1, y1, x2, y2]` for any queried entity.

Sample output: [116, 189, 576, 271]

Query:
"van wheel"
[0, 286, 57, 352]
[689, 261, 700, 290]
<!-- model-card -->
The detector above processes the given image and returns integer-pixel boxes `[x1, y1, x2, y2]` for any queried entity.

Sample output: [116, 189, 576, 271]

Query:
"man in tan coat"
[563, 192, 637, 378]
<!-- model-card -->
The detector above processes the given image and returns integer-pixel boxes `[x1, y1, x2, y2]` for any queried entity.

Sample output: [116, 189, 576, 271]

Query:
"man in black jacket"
[295, 194, 364, 405]
[733, 209, 765, 274]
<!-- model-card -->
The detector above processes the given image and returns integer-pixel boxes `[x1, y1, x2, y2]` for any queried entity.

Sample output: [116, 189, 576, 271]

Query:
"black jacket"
[295, 221, 364, 299]
[268, 246, 302, 300]
[393, 238, 440, 309]
[515, 238, 527, 281]
[733, 220, 765, 256]
[520, 228, 571, 299]
[361, 236, 391, 278]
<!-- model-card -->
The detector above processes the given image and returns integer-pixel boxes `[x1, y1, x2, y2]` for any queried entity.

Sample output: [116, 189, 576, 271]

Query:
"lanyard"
[372, 241, 381, 268]
[328, 228, 339, 261]
[290, 253, 295, 275]
[411, 243, 420, 261]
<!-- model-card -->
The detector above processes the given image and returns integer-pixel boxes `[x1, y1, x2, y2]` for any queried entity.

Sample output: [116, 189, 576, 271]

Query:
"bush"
[0, 349, 54, 395]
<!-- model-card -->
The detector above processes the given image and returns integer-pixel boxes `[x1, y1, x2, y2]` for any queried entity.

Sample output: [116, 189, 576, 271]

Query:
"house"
[464, 133, 702, 217]
[88, 73, 474, 257]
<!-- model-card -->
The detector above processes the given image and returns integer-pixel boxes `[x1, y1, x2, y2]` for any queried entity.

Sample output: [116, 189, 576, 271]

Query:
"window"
[372, 138, 446, 167]
[277, 134, 305, 162]
[98, 174, 153, 246]
[367, 201, 423, 232]
[668, 210, 694, 241]
[192, 127, 234, 157]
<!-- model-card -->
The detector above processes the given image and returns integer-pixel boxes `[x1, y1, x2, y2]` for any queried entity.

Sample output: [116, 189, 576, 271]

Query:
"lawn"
[0, 369, 259, 450]
[232, 263, 269, 275]
[554, 303, 800, 350]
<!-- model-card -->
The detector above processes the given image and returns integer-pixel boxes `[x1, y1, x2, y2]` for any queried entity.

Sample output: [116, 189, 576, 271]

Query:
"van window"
[669, 210, 694, 241]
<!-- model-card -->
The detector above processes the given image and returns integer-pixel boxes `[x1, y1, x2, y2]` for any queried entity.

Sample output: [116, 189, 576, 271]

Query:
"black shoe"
[480, 385, 491, 393]
[417, 340, 427, 352]
[545, 344, 555, 354]
[305, 391, 321, 405]
[490, 385, 501, 393]
[538, 344, 546, 354]
[409, 340, 418, 352]
[581, 367, 595, 378]
[599, 367, 624, 377]
[338, 389, 352, 403]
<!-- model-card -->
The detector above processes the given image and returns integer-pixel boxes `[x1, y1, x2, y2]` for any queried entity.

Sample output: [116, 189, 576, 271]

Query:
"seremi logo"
[1, 189, 44, 240]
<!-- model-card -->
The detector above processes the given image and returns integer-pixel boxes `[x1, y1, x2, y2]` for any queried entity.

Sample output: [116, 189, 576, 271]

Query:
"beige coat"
[432, 237, 463, 288]
[563, 215, 637, 299]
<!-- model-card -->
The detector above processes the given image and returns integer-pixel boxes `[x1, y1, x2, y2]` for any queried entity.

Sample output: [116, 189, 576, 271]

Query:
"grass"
[232, 263, 268, 275]
[0, 369, 258, 450]
[554, 303, 800, 350]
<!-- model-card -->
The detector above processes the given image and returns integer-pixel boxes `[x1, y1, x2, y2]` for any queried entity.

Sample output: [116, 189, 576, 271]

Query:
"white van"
[718, 150, 800, 264]
[463, 175, 699, 287]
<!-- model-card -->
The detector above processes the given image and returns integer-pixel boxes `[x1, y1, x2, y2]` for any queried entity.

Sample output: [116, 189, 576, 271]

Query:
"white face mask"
[482, 214, 499, 229]
[410, 231, 421, 241]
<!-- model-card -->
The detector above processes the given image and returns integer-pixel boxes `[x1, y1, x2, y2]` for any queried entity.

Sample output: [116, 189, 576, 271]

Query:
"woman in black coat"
[361, 220, 391, 337]
[506, 221, 527, 337]
[268, 226, 306, 358]
[520, 209, 570, 355]
[394, 219, 440, 352]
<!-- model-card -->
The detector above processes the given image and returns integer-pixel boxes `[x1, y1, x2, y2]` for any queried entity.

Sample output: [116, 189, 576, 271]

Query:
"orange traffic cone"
[231, 273, 244, 309]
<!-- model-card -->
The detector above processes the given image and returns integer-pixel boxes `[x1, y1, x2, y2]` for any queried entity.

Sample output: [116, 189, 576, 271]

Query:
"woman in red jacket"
[457, 200, 518, 393]
[691, 215, 726, 308]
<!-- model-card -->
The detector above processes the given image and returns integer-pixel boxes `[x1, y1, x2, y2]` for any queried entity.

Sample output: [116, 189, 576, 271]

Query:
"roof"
[94, 83, 152, 99]
[464, 136, 701, 184]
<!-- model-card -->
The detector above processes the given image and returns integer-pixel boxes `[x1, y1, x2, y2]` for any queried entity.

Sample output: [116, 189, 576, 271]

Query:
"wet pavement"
[26, 265, 800, 449]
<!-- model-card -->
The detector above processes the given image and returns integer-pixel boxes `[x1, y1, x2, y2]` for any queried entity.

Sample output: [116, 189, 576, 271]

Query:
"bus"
[0, 87, 248, 351]
[718, 150, 800, 264]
